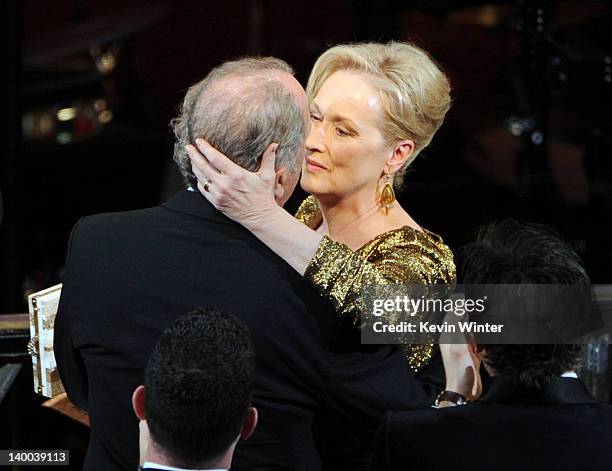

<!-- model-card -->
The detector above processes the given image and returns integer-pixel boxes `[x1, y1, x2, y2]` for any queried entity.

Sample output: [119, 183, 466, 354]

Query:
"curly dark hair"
[144, 308, 254, 468]
[457, 219, 588, 389]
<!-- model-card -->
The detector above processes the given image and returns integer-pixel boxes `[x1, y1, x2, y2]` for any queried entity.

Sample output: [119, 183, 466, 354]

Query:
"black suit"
[55, 190, 435, 471]
[372, 375, 612, 471]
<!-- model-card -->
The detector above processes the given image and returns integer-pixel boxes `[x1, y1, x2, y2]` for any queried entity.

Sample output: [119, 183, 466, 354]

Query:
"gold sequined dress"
[295, 195, 456, 372]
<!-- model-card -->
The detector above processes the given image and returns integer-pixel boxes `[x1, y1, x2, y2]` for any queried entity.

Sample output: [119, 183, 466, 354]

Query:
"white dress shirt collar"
[142, 461, 226, 471]
[561, 371, 578, 379]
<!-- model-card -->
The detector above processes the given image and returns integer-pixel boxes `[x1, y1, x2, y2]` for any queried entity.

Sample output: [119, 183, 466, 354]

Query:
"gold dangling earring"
[380, 173, 396, 216]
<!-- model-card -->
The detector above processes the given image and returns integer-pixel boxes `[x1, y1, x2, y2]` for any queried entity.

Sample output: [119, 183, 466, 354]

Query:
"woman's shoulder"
[294, 195, 322, 229]
[362, 226, 456, 284]
[360, 224, 453, 258]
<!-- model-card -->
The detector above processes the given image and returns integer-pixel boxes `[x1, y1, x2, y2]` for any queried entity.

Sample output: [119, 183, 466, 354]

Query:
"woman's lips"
[305, 158, 327, 172]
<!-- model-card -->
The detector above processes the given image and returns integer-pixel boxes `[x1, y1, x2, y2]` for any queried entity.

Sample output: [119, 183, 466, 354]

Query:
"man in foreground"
[371, 219, 612, 470]
[132, 309, 257, 471]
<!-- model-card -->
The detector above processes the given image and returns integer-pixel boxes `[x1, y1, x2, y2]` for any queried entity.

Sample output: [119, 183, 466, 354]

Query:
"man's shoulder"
[65, 206, 167, 260]
[379, 403, 612, 471]
[70, 191, 213, 244]
[76, 205, 166, 232]
[67, 194, 310, 286]
[383, 401, 519, 439]
[71, 190, 246, 241]
[385, 398, 612, 435]
[385, 402, 474, 431]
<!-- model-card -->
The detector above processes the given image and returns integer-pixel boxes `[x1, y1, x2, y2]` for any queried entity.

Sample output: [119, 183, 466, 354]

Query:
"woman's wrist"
[242, 203, 323, 276]
[242, 202, 288, 234]
[444, 380, 472, 399]
[433, 390, 468, 408]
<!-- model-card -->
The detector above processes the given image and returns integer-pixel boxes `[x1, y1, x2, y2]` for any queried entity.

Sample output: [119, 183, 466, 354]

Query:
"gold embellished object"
[203, 180, 212, 192]
[295, 195, 456, 372]
[380, 174, 396, 215]
[27, 336, 39, 357]
[28, 284, 65, 397]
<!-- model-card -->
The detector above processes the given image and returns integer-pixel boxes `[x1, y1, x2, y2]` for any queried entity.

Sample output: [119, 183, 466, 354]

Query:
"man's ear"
[385, 140, 414, 174]
[132, 385, 146, 421]
[273, 167, 286, 204]
[240, 407, 258, 440]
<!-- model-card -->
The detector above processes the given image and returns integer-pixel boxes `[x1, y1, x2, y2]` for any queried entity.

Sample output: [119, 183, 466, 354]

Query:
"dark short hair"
[144, 309, 255, 468]
[457, 219, 588, 389]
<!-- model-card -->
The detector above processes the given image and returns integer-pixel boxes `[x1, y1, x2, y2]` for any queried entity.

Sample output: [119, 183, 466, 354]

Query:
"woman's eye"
[335, 127, 350, 137]
[310, 113, 321, 122]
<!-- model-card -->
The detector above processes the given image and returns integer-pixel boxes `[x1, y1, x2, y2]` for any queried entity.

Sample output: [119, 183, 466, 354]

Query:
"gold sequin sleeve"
[304, 232, 456, 318]
[295, 196, 456, 371]
[304, 233, 455, 372]
[295, 194, 322, 229]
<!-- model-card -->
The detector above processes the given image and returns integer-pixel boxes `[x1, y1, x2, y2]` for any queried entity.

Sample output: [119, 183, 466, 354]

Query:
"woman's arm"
[187, 140, 480, 399]
[186, 140, 421, 310]
[187, 140, 451, 314]
[243, 203, 324, 276]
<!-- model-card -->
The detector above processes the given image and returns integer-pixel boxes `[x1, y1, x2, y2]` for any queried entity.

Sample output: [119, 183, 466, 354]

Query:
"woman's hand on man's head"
[186, 139, 281, 231]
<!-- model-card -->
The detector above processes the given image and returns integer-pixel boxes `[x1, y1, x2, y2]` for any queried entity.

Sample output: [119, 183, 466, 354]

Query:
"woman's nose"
[305, 122, 325, 153]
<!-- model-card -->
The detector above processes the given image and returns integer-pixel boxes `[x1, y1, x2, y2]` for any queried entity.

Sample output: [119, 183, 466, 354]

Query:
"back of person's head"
[171, 56, 306, 188]
[458, 219, 589, 389]
[144, 308, 255, 468]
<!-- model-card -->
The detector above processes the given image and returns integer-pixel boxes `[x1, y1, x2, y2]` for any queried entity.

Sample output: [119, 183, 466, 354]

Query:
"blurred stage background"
[1, 0, 611, 468]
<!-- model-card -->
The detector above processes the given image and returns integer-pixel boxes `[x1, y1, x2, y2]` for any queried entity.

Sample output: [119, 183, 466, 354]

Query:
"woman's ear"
[385, 140, 414, 174]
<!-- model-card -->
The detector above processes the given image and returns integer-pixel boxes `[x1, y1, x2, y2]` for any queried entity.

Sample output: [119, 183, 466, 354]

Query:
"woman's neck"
[313, 187, 422, 249]
[316, 189, 381, 239]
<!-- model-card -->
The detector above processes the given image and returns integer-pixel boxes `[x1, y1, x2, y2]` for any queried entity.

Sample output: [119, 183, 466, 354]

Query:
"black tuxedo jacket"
[372, 376, 612, 471]
[55, 190, 435, 471]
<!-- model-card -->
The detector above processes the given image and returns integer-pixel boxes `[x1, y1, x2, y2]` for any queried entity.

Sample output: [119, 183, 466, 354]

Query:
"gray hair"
[171, 57, 305, 188]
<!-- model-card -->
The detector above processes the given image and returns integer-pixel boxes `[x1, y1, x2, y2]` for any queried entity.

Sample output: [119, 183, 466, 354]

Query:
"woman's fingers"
[195, 138, 243, 176]
[259, 143, 279, 179]
[196, 180, 219, 207]
[196, 180, 208, 197]
[186, 144, 218, 184]
[186, 138, 279, 226]
[192, 165, 209, 191]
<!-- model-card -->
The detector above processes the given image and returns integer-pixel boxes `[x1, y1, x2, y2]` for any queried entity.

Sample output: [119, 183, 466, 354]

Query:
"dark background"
[1, 0, 611, 469]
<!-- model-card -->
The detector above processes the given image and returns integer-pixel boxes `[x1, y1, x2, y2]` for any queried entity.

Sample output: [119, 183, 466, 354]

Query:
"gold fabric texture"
[295, 195, 456, 372]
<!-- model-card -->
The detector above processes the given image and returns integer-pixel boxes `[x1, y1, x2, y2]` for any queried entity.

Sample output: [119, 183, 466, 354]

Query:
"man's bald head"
[171, 57, 307, 189]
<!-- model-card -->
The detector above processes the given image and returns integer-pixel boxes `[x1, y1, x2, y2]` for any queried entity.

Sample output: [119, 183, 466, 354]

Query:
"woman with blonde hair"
[187, 42, 476, 402]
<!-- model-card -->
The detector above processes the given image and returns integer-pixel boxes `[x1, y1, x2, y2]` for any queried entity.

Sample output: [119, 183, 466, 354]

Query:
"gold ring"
[203, 180, 212, 192]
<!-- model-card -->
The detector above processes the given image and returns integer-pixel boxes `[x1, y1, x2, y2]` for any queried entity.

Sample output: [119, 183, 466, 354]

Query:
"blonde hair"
[306, 42, 451, 188]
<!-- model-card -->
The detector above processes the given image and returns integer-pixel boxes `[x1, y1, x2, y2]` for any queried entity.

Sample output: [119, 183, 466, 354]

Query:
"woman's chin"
[299, 173, 316, 194]
[301, 172, 339, 200]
